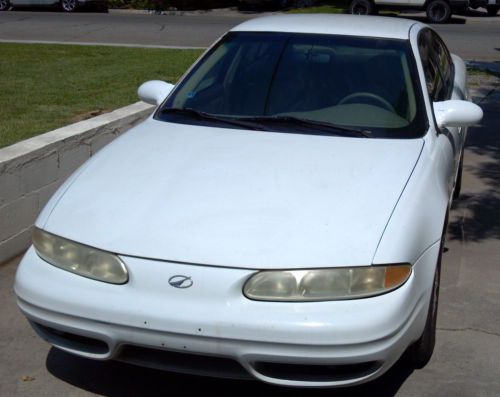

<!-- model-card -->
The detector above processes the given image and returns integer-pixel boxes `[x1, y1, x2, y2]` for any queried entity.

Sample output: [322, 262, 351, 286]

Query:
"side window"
[418, 30, 440, 100]
[418, 30, 452, 102]
[432, 32, 454, 100]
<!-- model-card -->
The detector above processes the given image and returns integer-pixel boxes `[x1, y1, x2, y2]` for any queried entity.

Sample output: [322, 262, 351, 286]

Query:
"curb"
[0, 101, 154, 264]
[0, 39, 206, 50]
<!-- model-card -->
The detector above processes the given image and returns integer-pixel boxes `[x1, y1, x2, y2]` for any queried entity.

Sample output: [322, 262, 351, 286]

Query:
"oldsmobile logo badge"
[168, 275, 193, 289]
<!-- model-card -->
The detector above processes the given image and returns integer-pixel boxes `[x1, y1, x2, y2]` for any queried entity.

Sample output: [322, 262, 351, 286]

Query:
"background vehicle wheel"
[349, 0, 375, 15]
[453, 150, 464, 200]
[0, 0, 10, 11]
[60, 0, 78, 12]
[486, 6, 499, 15]
[406, 220, 446, 368]
[426, 0, 452, 23]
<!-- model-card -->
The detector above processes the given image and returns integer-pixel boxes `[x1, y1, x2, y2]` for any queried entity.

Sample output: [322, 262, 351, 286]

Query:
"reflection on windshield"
[159, 32, 427, 138]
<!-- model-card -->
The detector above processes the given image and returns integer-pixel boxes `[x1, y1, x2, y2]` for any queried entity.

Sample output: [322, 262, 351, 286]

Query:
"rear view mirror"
[433, 100, 483, 129]
[138, 80, 174, 106]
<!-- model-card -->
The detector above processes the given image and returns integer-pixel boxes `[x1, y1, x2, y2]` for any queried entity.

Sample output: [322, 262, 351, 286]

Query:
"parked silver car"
[0, 0, 107, 12]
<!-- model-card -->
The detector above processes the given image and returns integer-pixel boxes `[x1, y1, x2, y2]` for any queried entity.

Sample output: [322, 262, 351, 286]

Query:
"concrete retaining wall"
[0, 102, 154, 264]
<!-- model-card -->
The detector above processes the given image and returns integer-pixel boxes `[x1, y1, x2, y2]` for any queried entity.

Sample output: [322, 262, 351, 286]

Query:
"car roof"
[231, 14, 425, 40]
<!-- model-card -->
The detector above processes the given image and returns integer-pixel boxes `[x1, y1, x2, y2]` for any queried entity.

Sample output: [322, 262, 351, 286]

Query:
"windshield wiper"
[235, 115, 372, 138]
[161, 107, 264, 131]
[161, 108, 371, 137]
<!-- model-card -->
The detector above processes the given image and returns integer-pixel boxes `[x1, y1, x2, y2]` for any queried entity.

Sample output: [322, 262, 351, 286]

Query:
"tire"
[426, 0, 452, 23]
[453, 150, 464, 200]
[60, 0, 78, 12]
[349, 0, 375, 15]
[406, 219, 446, 368]
[0, 0, 9, 11]
[486, 6, 499, 16]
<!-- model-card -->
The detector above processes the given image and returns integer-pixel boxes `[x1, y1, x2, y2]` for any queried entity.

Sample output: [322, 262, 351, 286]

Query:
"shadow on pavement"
[467, 61, 500, 75]
[448, 70, 500, 242]
[46, 347, 413, 397]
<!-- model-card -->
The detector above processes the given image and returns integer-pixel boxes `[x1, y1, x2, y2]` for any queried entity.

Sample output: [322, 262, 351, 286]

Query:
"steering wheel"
[338, 92, 395, 113]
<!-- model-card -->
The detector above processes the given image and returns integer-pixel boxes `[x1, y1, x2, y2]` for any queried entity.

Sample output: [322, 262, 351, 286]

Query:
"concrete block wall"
[0, 102, 154, 264]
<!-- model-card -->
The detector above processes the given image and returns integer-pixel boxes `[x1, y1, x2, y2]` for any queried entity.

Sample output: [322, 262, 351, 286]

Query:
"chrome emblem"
[168, 275, 193, 289]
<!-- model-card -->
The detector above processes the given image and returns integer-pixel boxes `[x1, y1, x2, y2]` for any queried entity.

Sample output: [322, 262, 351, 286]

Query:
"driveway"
[0, 75, 499, 396]
[0, 9, 499, 60]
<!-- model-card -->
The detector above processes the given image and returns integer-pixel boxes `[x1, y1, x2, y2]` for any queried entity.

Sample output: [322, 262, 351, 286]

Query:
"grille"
[117, 345, 252, 380]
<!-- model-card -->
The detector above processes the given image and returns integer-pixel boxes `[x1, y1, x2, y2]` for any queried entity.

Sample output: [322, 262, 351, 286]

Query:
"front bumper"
[14, 244, 439, 387]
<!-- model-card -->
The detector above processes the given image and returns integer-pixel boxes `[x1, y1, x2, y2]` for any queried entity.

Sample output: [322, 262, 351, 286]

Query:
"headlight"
[32, 228, 128, 284]
[243, 265, 411, 302]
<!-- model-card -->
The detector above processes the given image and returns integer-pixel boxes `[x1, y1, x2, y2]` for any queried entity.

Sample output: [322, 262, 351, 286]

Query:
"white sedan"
[15, 14, 482, 388]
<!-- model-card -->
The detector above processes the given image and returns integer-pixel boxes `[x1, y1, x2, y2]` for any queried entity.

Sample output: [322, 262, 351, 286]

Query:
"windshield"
[158, 32, 427, 138]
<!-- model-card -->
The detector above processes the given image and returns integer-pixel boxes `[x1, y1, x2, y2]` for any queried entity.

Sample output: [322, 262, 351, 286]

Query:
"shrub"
[108, 0, 238, 10]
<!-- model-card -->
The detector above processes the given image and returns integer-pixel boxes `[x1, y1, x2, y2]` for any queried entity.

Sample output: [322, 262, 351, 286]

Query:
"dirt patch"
[71, 109, 108, 123]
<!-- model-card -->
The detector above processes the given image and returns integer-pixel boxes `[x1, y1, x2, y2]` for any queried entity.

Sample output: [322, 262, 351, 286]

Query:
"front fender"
[372, 140, 449, 266]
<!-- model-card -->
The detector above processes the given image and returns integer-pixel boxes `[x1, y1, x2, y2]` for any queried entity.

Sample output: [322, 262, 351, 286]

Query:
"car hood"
[41, 119, 423, 269]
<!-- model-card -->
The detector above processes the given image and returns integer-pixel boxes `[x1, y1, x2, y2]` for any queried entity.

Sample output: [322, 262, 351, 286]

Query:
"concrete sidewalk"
[0, 81, 499, 396]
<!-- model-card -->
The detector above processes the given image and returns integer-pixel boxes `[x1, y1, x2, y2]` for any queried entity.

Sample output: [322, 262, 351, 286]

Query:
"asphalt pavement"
[0, 9, 499, 60]
[0, 74, 499, 396]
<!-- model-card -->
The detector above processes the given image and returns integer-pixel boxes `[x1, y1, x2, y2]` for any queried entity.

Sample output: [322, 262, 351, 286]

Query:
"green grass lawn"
[0, 43, 203, 149]
[288, 1, 349, 13]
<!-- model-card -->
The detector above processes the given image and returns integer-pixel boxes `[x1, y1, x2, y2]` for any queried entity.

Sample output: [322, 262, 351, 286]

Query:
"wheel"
[426, 0, 452, 23]
[453, 150, 464, 200]
[60, 0, 78, 12]
[0, 0, 9, 11]
[338, 92, 395, 112]
[406, 219, 446, 368]
[348, 0, 375, 15]
[486, 6, 499, 16]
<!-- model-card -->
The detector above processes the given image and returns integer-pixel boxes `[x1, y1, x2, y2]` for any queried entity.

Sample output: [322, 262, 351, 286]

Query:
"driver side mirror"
[433, 100, 483, 129]
[138, 80, 174, 106]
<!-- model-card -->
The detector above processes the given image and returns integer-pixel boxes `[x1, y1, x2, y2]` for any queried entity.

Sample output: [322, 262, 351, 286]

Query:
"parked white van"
[348, 0, 470, 23]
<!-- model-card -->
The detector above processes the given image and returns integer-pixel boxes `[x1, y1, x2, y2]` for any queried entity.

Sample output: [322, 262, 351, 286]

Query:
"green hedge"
[107, 0, 350, 11]
[108, 0, 238, 10]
